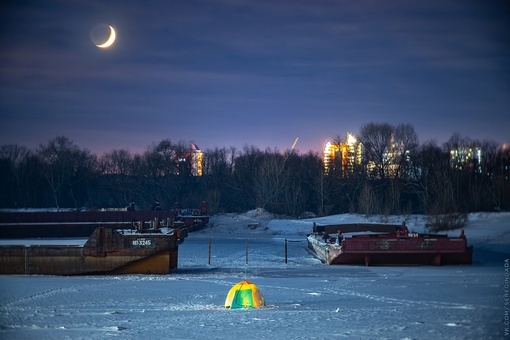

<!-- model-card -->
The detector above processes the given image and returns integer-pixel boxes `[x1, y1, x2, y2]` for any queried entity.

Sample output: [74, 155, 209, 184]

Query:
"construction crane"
[284, 137, 299, 158]
[290, 137, 299, 152]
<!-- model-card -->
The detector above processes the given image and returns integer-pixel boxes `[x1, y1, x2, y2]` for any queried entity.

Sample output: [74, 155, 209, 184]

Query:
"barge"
[0, 201, 209, 239]
[171, 201, 209, 232]
[0, 202, 208, 275]
[0, 227, 184, 275]
[307, 223, 473, 266]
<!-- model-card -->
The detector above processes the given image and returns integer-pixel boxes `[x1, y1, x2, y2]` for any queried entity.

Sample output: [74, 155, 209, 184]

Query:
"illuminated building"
[383, 135, 412, 177]
[323, 133, 362, 176]
[450, 146, 482, 173]
[190, 143, 203, 176]
[175, 142, 203, 176]
[324, 132, 414, 178]
[498, 144, 510, 181]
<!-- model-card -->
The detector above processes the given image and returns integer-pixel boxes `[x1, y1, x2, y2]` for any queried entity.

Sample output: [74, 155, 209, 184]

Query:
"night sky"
[1, 1, 509, 155]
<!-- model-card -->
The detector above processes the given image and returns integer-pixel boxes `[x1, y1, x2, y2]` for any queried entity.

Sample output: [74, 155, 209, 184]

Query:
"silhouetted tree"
[96, 149, 137, 207]
[1, 128, 508, 215]
[359, 122, 393, 179]
[37, 136, 96, 208]
[253, 149, 285, 211]
[0, 144, 32, 207]
[393, 123, 418, 180]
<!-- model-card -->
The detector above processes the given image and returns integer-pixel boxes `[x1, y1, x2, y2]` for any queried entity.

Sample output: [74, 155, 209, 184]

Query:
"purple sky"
[1, 0, 509, 155]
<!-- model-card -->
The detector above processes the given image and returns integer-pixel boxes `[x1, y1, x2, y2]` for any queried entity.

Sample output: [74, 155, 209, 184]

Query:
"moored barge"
[0, 201, 209, 239]
[307, 223, 473, 266]
[0, 227, 184, 275]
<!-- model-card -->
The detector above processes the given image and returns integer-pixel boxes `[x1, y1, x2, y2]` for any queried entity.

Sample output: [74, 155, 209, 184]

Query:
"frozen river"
[1, 212, 509, 339]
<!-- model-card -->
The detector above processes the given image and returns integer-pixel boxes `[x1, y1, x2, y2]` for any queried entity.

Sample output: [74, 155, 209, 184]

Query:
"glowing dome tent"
[224, 280, 265, 309]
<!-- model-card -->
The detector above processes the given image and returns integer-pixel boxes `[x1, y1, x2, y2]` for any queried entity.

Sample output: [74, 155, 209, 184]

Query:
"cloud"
[1, 0, 509, 154]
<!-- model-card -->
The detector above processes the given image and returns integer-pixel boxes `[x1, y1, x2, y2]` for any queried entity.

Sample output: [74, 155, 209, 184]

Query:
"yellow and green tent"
[224, 280, 265, 309]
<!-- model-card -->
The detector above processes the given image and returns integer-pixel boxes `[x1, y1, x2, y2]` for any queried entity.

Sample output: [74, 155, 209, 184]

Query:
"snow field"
[1, 211, 509, 339]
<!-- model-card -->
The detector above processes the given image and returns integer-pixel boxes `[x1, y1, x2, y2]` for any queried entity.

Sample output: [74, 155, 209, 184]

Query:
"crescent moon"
[96, 25, 116, 48]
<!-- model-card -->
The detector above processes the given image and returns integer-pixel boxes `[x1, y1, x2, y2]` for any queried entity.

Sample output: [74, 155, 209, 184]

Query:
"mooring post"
[208, 238, 211, 266]
[285, 238, 288, 264]
[24, 247, 29, 275]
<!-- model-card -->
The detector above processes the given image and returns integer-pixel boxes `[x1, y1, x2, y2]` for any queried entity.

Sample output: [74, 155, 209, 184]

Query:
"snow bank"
[204, 210, 510, 246]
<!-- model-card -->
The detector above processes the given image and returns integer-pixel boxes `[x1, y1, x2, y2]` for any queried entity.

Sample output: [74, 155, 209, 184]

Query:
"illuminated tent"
[224, 280, 265, 309]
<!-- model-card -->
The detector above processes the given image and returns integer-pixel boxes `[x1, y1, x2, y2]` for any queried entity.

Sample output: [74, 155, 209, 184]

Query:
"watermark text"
[504, 258, 509, 336]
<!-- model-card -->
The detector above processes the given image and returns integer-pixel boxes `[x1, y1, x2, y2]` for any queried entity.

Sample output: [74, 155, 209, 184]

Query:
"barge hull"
[0, 206, 209, 239]
[308, 230, 473, 266]
[0, 227, 180, 275]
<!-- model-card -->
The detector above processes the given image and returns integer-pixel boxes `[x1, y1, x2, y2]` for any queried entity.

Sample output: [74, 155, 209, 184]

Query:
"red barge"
[307, 223, 473, 266]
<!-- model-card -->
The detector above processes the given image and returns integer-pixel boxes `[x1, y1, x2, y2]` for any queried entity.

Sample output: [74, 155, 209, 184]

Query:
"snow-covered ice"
[1, 211, 509, 339]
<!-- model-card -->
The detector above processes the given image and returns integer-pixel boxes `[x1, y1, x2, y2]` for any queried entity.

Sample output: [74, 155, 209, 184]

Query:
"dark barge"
[0, 201, 209, 239]
[0, 202, 209, 275]
[0, 227, 184, 275]
[307, 223, 473, 266]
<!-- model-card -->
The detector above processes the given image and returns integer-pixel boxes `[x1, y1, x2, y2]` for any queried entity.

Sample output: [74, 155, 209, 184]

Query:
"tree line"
[0, 123, 509, 216]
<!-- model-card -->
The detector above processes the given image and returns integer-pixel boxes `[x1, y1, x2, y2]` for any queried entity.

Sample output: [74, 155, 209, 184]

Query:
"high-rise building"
[450, 146, 482, 173]
[323, 133, 362, 176]
[175, 142, 203, 176]
[188, 142, 204, 176]
[324, 132, 413, 178]
[190, 143, 203, 176]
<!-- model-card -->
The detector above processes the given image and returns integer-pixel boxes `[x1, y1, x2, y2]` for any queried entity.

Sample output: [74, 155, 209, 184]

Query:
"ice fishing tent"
[224, 280, 265, 309]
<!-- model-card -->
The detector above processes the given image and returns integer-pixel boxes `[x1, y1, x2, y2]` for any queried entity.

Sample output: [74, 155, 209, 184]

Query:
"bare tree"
[444, 132, 467, 150]
[383, 179, 401, 215]
[201, 147, 231, 212]
[313, 164, 328, 216]
[37, 136, 96, 208]
[228, 146, 237, 176]
[332, 135, 344, 145]
[253, 149, 285, 210]
[97, 149, 137, 207]
[359, 122, 393, 179]
[357, 182, 381, 215]
[203, 147, 229, 176]
[0, 144, 32, 206]
[146, 139, 179, 177]
[99, 149, 133, 175]
[141, 139, 187, 207]
[412, 141, 447, 213]
[393, 123, 418, 179]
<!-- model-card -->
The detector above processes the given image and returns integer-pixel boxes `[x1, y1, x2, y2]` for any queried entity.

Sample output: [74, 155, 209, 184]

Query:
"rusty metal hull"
[0, 211, 178, 238]
[0, 227, 180, 275]
[178, 215, 209, 232]
[308, 232, 473, 266]
[0, 206, 209, 239]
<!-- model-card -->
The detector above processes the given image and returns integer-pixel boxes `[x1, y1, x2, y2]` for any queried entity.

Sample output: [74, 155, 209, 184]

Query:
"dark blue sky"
[1, 0, 509, 155]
